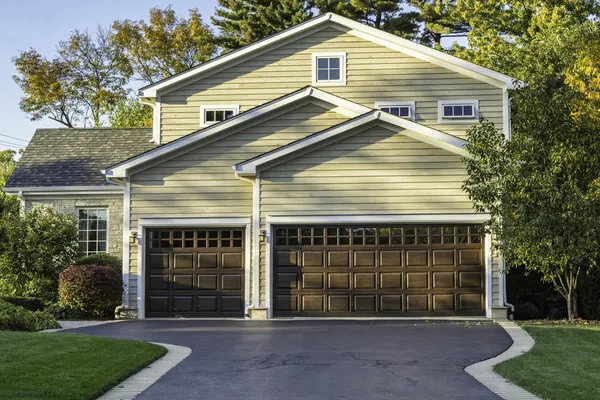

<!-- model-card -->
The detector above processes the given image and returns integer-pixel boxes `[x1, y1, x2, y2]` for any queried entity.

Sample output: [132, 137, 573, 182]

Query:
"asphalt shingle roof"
[5, 128, 156, 188]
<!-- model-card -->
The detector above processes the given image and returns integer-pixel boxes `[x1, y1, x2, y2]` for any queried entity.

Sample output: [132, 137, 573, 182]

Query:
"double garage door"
[145, 224, 485, 317]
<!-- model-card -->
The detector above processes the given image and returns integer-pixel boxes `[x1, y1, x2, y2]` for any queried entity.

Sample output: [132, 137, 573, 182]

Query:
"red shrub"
[58, 265, 123, 318]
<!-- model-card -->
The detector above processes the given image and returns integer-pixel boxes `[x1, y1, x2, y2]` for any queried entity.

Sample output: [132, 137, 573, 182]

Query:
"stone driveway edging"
[97, 342, 192, 400]
[465, 321, 541, 400]
[41, 320, 123, 333]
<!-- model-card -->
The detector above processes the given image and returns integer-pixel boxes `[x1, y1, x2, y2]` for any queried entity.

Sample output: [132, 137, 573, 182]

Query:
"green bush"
[0, 205, 79, 301]
[75, 254, 122, 273]
[0, 299, 60, 331]
[59, 265, 123, 318]
[0, 296, 45, 312]
[515, 302, 540, 320]
[44, 303, 85, 320]
[579, 268, 600, 320]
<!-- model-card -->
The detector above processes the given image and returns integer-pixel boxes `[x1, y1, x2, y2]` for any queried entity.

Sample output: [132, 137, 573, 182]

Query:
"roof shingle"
[5, 128, 155, 188]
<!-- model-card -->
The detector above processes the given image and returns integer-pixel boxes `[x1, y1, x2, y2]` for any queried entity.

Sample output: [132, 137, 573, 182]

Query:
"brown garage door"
[145, 228, 245, 317]
[273, 224, 485, 316]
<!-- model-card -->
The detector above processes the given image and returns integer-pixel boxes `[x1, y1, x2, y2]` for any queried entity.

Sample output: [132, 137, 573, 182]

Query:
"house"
[4, 13, 517, 319]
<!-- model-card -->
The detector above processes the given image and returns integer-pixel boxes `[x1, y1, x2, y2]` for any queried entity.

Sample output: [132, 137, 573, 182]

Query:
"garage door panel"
[146, 228, 245, 318]
[273, 224, 485, 316]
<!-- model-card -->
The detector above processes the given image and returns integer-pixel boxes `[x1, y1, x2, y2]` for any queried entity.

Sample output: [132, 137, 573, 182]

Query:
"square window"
[313, 54, 345, 85]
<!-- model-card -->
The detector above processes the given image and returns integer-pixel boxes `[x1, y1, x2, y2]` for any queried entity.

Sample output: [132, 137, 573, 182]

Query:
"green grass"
[0, 331, 167, 400]
[494, 324, 600, 400]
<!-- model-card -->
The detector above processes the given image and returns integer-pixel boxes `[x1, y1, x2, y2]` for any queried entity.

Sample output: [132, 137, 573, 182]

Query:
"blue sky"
[0, 0, 219, 150]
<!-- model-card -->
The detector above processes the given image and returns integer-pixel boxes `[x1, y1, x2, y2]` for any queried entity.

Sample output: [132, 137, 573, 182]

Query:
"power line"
[0, 141, 23, 149]
[0, 134, 29, 143]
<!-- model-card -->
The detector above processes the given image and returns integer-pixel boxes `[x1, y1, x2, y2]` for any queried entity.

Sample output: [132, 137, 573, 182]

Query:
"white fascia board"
[266, 213, 491, 225]
[331, 16, 520, 89]
[3, 185, 123, 194]
[137, 12, 520, 98]
[105, 87, 369, 178]
[138, 216, 251, 227]
[234, 110, 471, 175]
[138, 14, 332, 97]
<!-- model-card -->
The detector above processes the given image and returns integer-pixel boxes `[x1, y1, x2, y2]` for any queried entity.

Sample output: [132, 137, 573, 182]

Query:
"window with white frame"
[312, 53, 346, 86]
[438, 100, 478, 122]
[200, 105, 239, 127]
[78, 208, 108, 255]
[375, 101, 415, 120]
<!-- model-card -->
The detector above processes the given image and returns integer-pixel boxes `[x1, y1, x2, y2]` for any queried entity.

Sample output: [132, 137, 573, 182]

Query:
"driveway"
[61, 320, 512, 400]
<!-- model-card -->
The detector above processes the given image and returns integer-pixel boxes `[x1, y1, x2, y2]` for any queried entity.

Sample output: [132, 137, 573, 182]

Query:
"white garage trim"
[265, 213, 492, 319]
[136, 216, 252, 319]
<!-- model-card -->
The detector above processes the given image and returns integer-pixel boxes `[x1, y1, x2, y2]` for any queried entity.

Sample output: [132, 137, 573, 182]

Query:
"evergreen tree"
[212, 0, 313, 50]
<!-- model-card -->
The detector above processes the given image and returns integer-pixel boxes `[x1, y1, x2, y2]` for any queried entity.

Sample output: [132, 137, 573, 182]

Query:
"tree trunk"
[566, 291, 579, 320]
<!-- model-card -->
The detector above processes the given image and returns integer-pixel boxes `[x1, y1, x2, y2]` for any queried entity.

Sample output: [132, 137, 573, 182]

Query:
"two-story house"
[4, 13, 518, 319]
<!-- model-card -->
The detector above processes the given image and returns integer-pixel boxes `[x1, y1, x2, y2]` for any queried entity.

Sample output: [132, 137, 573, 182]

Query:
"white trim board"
[135, 216, 252, 319]
[264, 213, 493, 319]
[105, 87, 370, 179]
[3, 185, 123, 194]
[234, 110, 471, 176]
[137, 13, 519, 97]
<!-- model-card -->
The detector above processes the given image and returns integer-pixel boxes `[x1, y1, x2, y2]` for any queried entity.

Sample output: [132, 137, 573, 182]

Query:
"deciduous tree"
[112, 7, 217, 84]
[108, 97, 153, 128]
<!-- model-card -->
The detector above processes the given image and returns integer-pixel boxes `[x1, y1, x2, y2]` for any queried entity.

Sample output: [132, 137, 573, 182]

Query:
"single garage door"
[273, 224, 485, 316]
[145, 228, 245, 317]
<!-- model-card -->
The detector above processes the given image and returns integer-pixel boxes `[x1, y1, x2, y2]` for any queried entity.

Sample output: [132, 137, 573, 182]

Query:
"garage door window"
[149, 229, 244, 249]
[274, 225, 482, 246]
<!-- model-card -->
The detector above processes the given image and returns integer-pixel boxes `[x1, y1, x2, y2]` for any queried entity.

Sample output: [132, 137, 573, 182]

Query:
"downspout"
[502, 259, 515, 319]
[234, 171, 258, 316]
[17, 190, 25, 211]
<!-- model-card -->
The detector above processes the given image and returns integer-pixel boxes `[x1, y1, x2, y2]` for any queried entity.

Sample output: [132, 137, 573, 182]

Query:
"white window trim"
[312, 52, 347, 86]
[374, 101, 416, 121]
[77, 207, 109, 255]
[437, 99, 479, 123]
[264, 213, 492, 319]
[200, 104, 240, 127]
[135, 216, 251, 319]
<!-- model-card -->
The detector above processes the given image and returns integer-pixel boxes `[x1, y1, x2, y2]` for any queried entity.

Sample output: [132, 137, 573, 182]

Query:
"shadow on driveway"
[61, 320, 512, 400]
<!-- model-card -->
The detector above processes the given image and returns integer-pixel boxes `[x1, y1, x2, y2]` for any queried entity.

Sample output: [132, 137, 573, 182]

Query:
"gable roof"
[105, 87, 371, 179]
[233, 110, 471, 176]
[138, 12, 520, 98]
[4, 128, 155, 192]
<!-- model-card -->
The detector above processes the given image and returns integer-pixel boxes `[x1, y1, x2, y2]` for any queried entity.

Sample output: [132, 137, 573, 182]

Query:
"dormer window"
[312, 52, 346, 86]
[438, 100, 478, 123]
[375, 101, 415, 121]
[200, 105, 240, 127]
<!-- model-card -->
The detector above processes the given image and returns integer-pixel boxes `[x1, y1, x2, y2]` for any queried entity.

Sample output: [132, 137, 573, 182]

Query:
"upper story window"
[438, 100, 479, 123]
[78, 208, 108, 255]
[312, 52, 346, 86]
[375, 101, 415, 121]
[200, 104, 240, 127]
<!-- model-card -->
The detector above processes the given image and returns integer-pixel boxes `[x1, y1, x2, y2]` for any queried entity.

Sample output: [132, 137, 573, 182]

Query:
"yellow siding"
[160, 23, 503, 143]
[258, 121, 499, 304]
[127, 101, 349, 304]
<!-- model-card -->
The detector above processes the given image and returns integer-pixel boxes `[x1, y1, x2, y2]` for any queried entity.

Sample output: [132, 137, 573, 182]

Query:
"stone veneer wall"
[25, 196, 124, 257]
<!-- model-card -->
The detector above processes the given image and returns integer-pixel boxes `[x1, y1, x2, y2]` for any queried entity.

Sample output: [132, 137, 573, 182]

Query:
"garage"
[272, 224, 485, 316]
[145, 228, 245, 317]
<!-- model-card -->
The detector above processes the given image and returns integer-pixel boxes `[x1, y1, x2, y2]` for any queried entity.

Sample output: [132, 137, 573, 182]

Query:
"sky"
[0, 0, 220, 151]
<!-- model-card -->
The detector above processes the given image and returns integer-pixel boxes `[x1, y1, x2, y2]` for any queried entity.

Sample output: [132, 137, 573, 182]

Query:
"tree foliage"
[0, 206, 79, 301]
[213, 0, 313, 50]
[108, 97, 153, 128]
[112, 7, 217, 84]
[463, 85, 600, 320]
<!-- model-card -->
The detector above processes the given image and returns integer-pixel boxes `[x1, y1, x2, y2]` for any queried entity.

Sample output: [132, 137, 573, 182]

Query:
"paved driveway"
[62, 320, 511, 400]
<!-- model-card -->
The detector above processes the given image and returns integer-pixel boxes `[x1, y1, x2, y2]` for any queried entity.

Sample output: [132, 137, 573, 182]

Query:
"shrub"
[75, 254, 122, 273]
[514, 302, 540, 320]
[44, 302, 85, 320]
[0, 296, 45, 311]
[59, 265, 123, 318]
[0, 205, 79, 301]
[579, 268, 600, 320]
[0, 299, 60, 331]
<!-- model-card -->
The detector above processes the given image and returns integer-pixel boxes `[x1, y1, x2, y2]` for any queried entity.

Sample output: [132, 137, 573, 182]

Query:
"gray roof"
[5, 128, 155, 188]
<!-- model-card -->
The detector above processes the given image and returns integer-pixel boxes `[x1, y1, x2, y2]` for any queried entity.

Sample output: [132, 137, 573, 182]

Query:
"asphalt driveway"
[62, 320, 512, 400]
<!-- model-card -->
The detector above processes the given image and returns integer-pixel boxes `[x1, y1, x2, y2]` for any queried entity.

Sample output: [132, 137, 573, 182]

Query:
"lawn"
[494, 323, 600, 400]
[0, 331, 166, 400]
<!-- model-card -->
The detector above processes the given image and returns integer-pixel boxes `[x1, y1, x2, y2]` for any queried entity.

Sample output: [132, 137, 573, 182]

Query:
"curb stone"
[465, 321, 541, 400]
[41, 320, 122, 333]
[97, 342, 191, 400]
